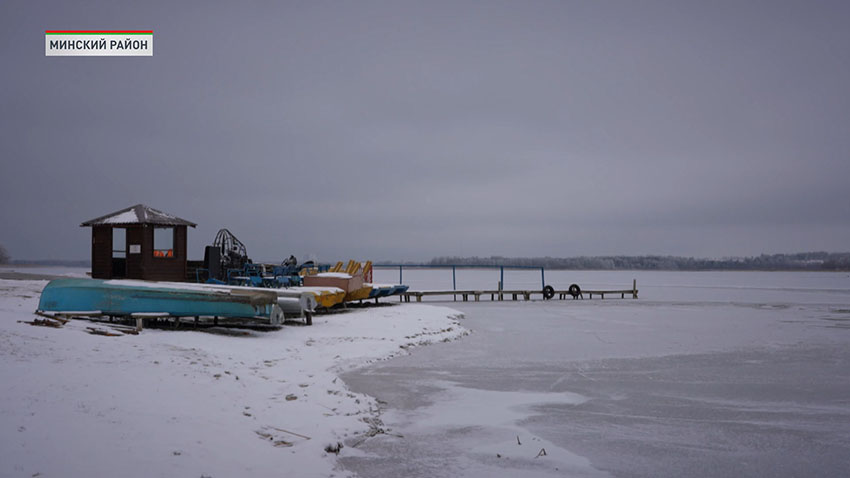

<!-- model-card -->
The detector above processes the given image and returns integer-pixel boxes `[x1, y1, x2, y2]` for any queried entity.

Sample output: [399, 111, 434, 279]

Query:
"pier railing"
[373, 264, 547, 291]
[400, 280, 638, 302]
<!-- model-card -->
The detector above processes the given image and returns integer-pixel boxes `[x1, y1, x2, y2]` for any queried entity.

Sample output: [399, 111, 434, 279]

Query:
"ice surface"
[341, 270, 850, 477]
[373, 268, 850, 304]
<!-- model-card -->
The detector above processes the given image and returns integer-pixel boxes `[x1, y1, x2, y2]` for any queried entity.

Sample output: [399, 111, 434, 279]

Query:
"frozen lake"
[342, 270, 850, 477]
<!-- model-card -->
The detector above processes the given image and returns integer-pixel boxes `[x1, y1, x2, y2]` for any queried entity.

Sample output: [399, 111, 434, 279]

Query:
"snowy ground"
[338, 270, 850, 477]
[0, 278, 466, 478]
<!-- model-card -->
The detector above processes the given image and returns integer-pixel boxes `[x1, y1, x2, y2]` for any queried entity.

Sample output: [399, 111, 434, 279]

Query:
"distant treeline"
[428, 252, 850, 271]
[8, 259, 90, 267]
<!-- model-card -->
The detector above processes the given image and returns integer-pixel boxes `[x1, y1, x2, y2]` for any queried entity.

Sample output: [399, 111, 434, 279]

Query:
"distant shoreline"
[425, 252, 850, 272]
[0, 271, 70, 281]
[4, 260, 89, 268]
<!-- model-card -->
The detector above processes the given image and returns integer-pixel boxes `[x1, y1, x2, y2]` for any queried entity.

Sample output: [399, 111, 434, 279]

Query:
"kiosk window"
[153, 227, 174, 258]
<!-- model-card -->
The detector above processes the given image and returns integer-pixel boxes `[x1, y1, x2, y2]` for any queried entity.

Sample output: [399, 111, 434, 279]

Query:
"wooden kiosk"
[81, 204, 196, 281]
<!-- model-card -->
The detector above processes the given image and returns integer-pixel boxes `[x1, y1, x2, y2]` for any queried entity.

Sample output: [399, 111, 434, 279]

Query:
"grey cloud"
[2, 0, 849, 262]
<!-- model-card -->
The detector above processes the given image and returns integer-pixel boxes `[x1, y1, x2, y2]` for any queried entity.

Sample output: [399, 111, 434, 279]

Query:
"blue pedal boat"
[389, 285, 409, 296]
[368, 284, 395, 299]
[38, 278, 282, 321]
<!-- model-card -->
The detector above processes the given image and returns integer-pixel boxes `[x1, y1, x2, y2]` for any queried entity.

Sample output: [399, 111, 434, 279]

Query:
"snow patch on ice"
[370, 381, 605, 477]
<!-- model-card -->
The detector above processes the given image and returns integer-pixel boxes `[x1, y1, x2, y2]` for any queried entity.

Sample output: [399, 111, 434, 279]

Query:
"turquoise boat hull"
[38, 278, 280, 320]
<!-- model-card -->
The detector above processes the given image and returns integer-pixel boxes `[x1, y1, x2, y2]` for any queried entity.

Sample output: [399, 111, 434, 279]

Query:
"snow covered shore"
[0, 279, 467, 478]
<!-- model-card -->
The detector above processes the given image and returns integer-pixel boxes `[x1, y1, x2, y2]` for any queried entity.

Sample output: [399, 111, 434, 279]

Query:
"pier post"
[453, 266, 456, 301]
[500, 267, 504, 292]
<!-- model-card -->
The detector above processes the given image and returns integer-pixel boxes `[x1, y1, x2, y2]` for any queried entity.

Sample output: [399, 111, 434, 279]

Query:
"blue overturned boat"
[38, 278, 283, 322]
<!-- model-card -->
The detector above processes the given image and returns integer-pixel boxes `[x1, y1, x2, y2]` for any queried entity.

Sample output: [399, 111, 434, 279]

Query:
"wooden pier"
[401, 281, 638, 302]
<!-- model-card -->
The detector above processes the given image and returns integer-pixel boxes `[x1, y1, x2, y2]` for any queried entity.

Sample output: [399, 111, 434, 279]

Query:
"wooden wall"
[91, 226, 112, 279]
[137, 225, 187, 282]
[126, 226, 144, 278]
[89, 224, 188, 281]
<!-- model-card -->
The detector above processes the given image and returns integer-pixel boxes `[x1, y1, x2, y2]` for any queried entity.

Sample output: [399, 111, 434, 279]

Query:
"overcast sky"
[1, 0, 849, 262]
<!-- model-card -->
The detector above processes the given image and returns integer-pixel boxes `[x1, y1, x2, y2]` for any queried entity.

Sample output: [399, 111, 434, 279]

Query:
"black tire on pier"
[542, 285, 555, 300]
[568, 284, 581, 298]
